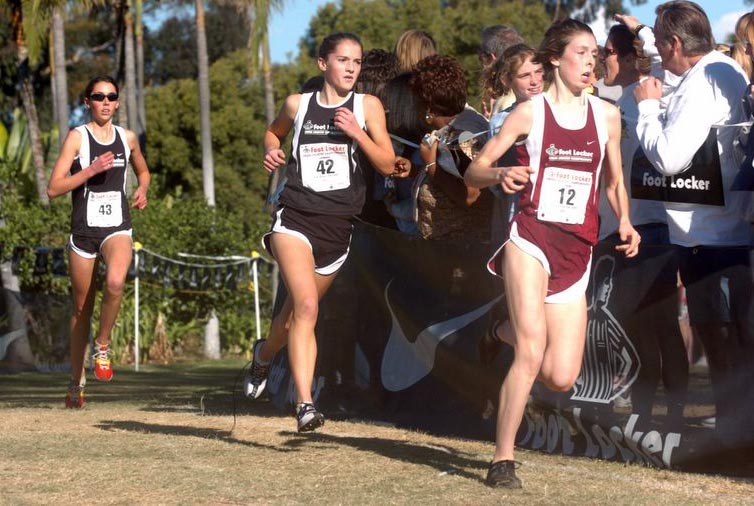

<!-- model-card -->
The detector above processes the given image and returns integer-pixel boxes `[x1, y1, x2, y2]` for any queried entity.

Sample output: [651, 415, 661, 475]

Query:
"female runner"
[48, 75, 150, 408]
[465, 19, 640, 487]
[244, 32, 397, 432]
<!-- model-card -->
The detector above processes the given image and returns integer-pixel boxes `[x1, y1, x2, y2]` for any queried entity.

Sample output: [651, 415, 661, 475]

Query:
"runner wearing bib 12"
[465, 19, 640, 489]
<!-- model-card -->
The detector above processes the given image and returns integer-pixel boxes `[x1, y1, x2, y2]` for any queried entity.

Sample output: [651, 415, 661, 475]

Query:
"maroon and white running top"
[514, 93, 608, 245]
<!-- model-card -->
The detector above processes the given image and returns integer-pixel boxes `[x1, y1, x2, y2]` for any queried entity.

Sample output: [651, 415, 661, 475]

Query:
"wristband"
[424, 161, 436, 172]
[634, 24, 646, 37]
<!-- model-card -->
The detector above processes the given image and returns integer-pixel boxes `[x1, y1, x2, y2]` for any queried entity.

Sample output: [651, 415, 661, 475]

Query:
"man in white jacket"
[633, 0, 753, 446]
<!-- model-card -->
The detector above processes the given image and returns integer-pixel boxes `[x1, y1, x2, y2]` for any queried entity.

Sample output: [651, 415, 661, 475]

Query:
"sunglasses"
[89, 92, 119, 102]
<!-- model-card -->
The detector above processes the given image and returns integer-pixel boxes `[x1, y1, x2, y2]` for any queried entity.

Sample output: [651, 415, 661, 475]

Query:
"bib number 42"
[317, 159, 334, 175]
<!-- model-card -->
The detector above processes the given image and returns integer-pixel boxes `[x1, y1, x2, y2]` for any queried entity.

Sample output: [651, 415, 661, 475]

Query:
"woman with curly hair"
[466, 19, 640, 488]
[412, 54, 492, 241]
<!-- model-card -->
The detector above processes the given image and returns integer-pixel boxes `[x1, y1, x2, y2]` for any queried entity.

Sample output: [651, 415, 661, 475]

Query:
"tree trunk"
[18, 77, 50, 208]
[123, 0, 138, 133]
[52, 6, 69, 149]
[135, 0, 146, 138]
[196, 0, 215, 207]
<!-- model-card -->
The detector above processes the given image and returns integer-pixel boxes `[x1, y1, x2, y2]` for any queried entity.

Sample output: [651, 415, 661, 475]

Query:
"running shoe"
[296, 402, 325, 432]
[92, 341, 113, 381]
[65, 381, 85, 409]
[243, 339, 269, 399]
[485, 460, 522, 488]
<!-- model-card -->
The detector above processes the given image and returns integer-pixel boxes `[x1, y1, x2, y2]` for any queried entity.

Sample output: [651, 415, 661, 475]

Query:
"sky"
[268, 0, 751, 63]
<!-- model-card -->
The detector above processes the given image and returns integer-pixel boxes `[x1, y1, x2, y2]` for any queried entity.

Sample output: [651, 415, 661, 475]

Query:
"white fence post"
[133, 241, 142, 372]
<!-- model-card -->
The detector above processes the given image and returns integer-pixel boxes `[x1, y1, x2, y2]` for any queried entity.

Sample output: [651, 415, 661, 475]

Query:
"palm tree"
[196, 0, 215, 208]
[135, 0, 146, 135]
[123, 0, 138, 133]
[247, 0, 285, 298]
[51, 4, 69, 149]
[247, 0, 284, 125]
[8, 0, 50, 208]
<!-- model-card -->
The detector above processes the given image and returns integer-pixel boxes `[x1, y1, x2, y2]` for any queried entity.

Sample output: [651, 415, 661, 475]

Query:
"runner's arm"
[465, 102, 533, 192]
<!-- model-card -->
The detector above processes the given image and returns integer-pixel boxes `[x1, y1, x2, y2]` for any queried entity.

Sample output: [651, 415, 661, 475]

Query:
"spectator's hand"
[501, 165, 533, 194]
[333, 106, 363, 140]
[634, 76, 662, 103]
[614, 13, 642, 33]
[131, 185, 148, 209]
[263, 148, 286, 173]
[393, 156, 412, 178]
[616, 222, 641, 258]
[88, 152, 115, 175]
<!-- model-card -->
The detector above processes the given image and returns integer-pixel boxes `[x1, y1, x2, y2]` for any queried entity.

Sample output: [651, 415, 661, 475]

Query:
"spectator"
[411, 54, 492, 241]
[597, 22, 688, 432]
[633, 0, 754, 446]
[479, 24, 525, 117]
[394, 29, 438, 73]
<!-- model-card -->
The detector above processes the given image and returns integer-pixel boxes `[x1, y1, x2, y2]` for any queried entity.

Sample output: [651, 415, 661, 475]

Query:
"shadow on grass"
[91, 418, 488, 484]
[0, 361, 284, 420]
[278, 430, 488, 483]
[94, 419, 296, 454]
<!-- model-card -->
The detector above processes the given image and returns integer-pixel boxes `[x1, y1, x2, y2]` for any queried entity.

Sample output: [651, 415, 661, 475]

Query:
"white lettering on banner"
[517, 407, 682, 468]
[641, 172, 711, 191]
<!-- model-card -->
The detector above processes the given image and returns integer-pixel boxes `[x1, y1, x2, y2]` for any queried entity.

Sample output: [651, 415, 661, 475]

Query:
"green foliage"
[0, 189, 274, 362]
[145, 50, 271, 234]
[146, 4, 251, 85]
[300, 0, 551, 109]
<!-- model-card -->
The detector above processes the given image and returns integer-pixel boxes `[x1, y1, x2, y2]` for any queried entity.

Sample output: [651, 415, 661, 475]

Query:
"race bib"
[87, 191, 123, 228]
[300, 143, 350, 192]
[537, 166, 592, 224]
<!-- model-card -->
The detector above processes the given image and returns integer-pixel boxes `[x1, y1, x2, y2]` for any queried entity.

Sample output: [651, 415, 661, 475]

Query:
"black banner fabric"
[266, 221, 754, 476]
[630, 129, 725, 206]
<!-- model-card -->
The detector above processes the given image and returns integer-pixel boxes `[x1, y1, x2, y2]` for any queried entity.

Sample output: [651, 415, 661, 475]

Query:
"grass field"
[1, 361, 753, 505]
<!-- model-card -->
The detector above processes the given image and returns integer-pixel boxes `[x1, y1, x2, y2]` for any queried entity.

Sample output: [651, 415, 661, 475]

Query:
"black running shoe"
[485, 460, 522, 488]
[243, 339, 269, 399]
[296, 402, 325, 432]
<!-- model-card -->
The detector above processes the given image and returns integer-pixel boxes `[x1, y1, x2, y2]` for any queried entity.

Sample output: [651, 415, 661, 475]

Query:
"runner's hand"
[263, 148, 286, 173]
[131, 185, 148, 209]
[88, 152, 115, 175]
[333, 107, 362, 140]
[393, 156, 412, 178]
[616, 222, 641, 258]
[501, 165, 533, 194]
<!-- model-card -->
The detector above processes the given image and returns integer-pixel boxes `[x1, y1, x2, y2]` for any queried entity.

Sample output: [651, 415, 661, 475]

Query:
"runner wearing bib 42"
[280, 91, 366, 216]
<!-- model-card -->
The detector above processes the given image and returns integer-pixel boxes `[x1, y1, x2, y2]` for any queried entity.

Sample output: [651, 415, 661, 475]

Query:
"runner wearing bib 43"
[47, 76, 150, 408]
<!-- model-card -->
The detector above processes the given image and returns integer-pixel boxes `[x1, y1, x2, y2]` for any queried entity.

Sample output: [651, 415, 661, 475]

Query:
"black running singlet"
[70, 125, 132, 237]
[279, 91, 367, 216]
